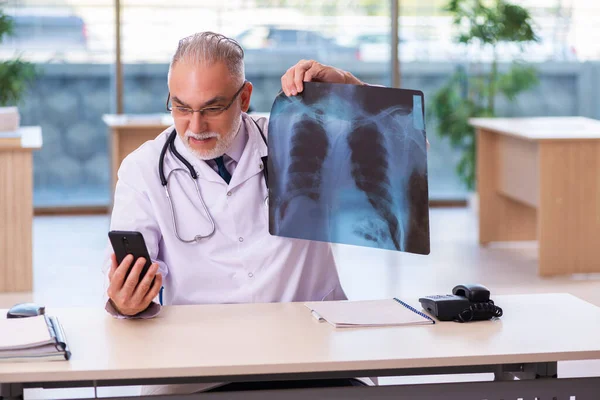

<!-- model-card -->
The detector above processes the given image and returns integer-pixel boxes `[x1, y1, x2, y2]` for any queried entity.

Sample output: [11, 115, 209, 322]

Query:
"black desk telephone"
[418, 284, 503, 323]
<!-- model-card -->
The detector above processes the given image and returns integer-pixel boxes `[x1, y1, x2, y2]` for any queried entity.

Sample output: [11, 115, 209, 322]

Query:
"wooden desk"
[0, 127, 42, 293]
[470, 116, 600, 276]
[1, 293, 599, 399]
[102, 114, 172, 204]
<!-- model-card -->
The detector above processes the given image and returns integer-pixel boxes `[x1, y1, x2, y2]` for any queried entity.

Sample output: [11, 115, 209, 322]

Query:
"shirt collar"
[224, 118, 247, 163]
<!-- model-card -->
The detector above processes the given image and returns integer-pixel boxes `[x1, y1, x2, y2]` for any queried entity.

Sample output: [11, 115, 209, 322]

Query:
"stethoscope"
[158, 117, 269, 243]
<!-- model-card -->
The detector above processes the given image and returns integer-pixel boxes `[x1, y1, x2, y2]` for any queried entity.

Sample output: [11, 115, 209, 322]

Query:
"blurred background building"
[0, 0, 597, 210]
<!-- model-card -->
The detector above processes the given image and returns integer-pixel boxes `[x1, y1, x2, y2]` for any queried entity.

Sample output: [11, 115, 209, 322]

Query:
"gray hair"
[168, 32, 245, 85]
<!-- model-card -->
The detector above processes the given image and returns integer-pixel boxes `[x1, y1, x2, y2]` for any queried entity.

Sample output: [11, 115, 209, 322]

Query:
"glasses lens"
[172, 107, 192, 117]
[203, 108, 225, 117]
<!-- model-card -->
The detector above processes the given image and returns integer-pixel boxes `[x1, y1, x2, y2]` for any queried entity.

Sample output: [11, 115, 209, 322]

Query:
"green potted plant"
[432, 0, 540, 208]
[0, 8, 36, 110]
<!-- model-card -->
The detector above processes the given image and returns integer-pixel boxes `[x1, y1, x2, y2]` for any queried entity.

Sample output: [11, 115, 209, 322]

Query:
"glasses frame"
[166, 80, 248, 118]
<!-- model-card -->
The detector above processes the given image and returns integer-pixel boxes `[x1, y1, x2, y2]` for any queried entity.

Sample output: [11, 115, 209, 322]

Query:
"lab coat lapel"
[228, 114, 268, 190]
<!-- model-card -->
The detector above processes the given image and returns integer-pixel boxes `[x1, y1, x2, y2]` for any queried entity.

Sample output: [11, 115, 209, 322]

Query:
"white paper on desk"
[304, 299, 434, 328]
[0, 315, 54, 350]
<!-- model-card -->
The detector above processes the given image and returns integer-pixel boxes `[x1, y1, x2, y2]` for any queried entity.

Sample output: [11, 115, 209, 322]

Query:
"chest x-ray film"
[267, 81, 430, 255]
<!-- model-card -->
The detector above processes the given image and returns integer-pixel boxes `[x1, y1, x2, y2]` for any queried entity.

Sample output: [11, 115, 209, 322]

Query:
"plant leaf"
[496, 62, 538, 101]
[0, 9, 15, 44]
[0, 58, 37, 106]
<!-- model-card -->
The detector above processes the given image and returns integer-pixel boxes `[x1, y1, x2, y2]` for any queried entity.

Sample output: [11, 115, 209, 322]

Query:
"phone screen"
[109, 231, 152, 282]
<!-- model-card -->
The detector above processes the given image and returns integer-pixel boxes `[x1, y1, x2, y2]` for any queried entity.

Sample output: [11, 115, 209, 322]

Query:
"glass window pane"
[1, 0, 115, 208]
[121, 0, 392, 115]
[6, 1, 591, 207]
[398, 0, 597, 200]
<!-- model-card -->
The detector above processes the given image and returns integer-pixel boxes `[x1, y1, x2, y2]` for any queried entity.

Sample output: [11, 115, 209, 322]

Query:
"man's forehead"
[169, 62, 236, 98]
[170, 61, 232, 83]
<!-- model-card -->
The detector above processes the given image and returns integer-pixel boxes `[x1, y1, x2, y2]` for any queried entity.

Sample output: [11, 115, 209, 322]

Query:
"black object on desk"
[419, 284, 503, 323]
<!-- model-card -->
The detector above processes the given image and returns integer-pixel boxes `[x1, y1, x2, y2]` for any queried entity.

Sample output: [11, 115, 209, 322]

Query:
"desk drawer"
[497, 135, 539, 208]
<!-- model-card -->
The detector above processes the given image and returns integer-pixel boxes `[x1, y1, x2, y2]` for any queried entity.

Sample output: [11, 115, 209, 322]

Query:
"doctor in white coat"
[104, 32, 374, 393]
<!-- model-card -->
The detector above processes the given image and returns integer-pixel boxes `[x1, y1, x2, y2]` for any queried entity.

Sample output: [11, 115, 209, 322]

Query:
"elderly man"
[105, 31, 375, 393]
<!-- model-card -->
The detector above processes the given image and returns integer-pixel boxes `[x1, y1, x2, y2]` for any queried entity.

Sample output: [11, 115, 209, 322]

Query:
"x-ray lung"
[267, 82, 430, 255]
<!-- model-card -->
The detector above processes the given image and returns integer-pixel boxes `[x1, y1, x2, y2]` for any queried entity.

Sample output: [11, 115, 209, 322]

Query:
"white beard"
[183, 115, 242, 160]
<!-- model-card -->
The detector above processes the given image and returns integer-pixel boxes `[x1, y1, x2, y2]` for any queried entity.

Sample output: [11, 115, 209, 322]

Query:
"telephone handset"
[418, 284, 503, 323]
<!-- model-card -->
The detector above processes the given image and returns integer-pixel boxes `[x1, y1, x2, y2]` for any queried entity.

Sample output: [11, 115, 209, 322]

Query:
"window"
[120, 0, 392, 125]
[3, 0, 597, 209]
[1, 0, 115, 208]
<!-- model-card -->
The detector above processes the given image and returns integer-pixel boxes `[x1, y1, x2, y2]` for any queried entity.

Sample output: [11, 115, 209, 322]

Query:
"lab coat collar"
[227, 113, 268, 189]
[225, 119, 247, 164]
[243, 112, 268, 159]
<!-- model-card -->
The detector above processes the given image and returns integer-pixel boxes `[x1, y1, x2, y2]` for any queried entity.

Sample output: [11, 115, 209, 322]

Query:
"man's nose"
[189, 111, 207, 132]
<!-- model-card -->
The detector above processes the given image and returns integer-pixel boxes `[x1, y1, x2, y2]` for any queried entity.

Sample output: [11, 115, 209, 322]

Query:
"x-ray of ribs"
[347, 120, 401, 251]
[279, 115, 329, 220]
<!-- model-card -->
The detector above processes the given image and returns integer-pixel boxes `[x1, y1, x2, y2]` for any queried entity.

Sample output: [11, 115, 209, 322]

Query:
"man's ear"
[240, 81, 253, 112]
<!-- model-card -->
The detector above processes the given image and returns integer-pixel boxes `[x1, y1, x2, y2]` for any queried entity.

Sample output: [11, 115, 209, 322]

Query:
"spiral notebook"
[304, 298, 435, 328]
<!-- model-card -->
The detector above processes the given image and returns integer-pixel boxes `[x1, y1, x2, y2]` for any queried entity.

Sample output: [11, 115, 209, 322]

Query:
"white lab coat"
[107, 113, 347, 308]
[105, 113, 355, 393]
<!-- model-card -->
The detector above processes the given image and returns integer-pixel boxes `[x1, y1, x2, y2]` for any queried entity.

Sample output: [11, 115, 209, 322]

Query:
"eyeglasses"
[166, 81, 247, 118]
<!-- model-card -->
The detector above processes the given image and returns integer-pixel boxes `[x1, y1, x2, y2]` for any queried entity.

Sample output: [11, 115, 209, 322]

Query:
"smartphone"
[108, 230, 153, 283]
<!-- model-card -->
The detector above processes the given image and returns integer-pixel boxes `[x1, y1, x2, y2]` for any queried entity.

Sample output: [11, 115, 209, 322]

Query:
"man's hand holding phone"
[107, 253, 163, 316]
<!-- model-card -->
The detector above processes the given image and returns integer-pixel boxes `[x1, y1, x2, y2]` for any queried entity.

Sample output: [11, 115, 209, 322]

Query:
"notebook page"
[0, 343, 62, 358]
[305, 299, 433, 327]
[0, 315, 54, 350]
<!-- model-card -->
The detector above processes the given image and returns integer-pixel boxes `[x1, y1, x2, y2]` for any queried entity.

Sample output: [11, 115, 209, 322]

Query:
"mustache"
[185, 131, 220, 140]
